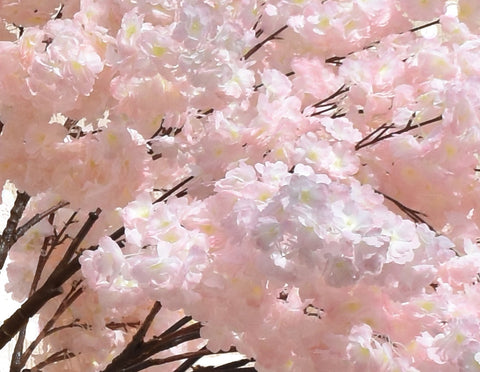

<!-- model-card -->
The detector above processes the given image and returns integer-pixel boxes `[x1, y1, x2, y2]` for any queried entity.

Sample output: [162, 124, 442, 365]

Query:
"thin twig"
[16, 200, 69, 240]
[355, 115, 442, 150]
[325, 19, 440, 66]
[10, 326, 26, 372]
[174, 352, 204, 372]
[0, 210, 101, 349]
[28, 348, 75, 371]
[103, 319, 203, 372]
[312, 84, 349, 109]
[410, 19, 440, 33]
[20, 282, 84, 366]
[132, 322, 203, 365]
[242, 25, 288, 60]
[0, 191, 30, 271]
[55, 208, 101, 270]
[378, 190, 462, 256]
[29, 215, 56, 296]
[153, 176, 195, 204]
[121, 348, 214, 372]
[102, 301, 162, 372]
[376, 190, 433, 228]
[154, 316, 193, 340]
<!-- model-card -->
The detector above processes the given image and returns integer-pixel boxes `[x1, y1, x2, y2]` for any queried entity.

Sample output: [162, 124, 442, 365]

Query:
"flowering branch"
[18, 281, 84, 368]
[409, 18, 440, 33]
[325, 19, 440, 66]
[0, 209, 101, 349]
[15, 200, 69, 241]
[109, 176, 195, 245]
[355, 114, 443, 150]
[375, 190, 434, 230]
[242, 25, 288, 61]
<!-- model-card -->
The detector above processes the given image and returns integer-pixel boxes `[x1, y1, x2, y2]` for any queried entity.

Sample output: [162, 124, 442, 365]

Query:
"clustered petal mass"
[3, 0, 480, 371]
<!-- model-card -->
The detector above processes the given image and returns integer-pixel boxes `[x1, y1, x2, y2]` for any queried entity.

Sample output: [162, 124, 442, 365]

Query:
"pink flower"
[80, 237, 127, 289]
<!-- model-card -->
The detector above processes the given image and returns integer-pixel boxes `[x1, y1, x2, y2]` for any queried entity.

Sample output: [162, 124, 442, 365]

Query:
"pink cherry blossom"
[5, 1, 480, 371]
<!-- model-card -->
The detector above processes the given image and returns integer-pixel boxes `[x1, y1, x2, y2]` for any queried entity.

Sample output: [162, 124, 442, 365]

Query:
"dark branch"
[355, 114, 442, 150]
[102, 301, 162, 372]
[153, 176, 195, 204]
[132, 322, 202, 365]
[155, 316, 193, 339]
[28, 348, 75, 371]
[0, 191, 30, 271]
[242, 25, 288, 61]
[410, 19, 440, 33]
[325, 19, 440, 66]
[195, 108, 214, 119]
[20, 281, 84, 367]
[121, 348, 213, 372]
[311, 84, 349, 109]
[0, 210, 101, 350]
[55, 208, 101, 270]
[375, 190, 435, 231]
[16, 200, 69, 240]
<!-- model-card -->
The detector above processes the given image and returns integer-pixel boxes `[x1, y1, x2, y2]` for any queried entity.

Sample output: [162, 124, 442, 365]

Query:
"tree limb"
[0, 191, 30, 271]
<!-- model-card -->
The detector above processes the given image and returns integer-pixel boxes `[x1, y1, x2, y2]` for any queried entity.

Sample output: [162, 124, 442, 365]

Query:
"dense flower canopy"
[2, 0, 480, 371]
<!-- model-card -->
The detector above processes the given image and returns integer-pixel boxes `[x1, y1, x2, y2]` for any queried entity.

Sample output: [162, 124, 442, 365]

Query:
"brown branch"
[124, 347, 249, 372]
[195, 109, 214, 119]
[30, 216, 55, 295]
[135, 322, 202, 364]
[355, 114, 442, 150]
[28, 348, 75, 371]
[106, 321, 141, 332]
[102, 306, 204, 372]
[15, 200, 69, 240]
[102, 301, 162, 372]
[410, 19, 440, 33]
[1, 177, 195, 355]
[175, 351, 205, 372]
[64, 117, 79, 131]
[10, 327, 26, 372]
[0, 191, 30, 271]
[155, 316, 192, 339]
[153, 176, 195, 204]
[44, 321, 89, 337]
[376, 190, 433, 228]
[311, 84, 349, 109]
[20, 281, 84, 367]
[0, 210, 101, 350]
[122, 348, 214, 372]
[310, 104, 337, 117]
[242, 25, 288, 60]
[325, 19, 440, 66]
[194, 357, 256, 371]
[55, 208, 101, 270]
[325, 55, 345, 65]
[10, 219, 57, 372]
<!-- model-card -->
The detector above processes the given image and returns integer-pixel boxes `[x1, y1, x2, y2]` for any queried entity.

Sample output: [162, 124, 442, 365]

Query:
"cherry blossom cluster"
[2, 0, 480, 371]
